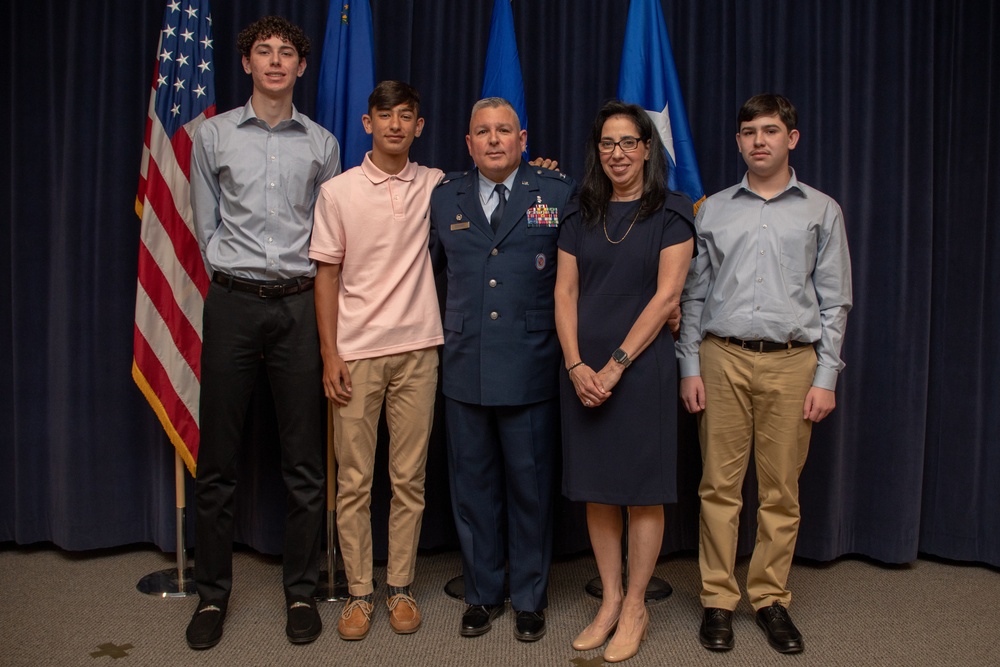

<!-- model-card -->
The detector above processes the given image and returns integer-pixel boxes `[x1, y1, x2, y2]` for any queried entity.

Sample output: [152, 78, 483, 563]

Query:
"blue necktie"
[490, 183, 507, 232]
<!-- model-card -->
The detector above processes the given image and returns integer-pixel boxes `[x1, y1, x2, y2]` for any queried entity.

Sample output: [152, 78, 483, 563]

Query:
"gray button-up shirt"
[191, 99, 340, 280]
[677, 169, 853, 390]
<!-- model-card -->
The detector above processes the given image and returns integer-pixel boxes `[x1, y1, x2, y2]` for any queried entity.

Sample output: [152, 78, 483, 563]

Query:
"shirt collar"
[477, 167, 519, 204]
[236, 98, 307, 131]
[360, 152, 417, 184]
[736, 167, 805, 200]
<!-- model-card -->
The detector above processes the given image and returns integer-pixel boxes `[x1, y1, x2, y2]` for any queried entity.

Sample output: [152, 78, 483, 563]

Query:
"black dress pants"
[194, 282, 325, 602]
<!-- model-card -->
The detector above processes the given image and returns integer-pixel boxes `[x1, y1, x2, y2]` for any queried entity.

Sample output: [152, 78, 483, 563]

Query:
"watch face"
[613, 348, 629, 366]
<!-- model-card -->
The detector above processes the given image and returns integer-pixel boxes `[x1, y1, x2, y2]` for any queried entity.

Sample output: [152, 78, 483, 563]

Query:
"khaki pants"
[697, 335, 816, 611]
[333, 348, 439, 596]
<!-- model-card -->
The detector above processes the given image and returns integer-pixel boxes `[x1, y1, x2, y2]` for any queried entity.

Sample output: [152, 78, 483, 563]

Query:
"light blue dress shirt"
[191, 99, 341, 280]
[477, 169, 518, 219]
[677, 169, 853, 390]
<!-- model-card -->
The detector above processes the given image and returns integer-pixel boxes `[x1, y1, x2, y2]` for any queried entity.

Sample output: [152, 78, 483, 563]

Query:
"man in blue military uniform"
[429, 97, 577, 643]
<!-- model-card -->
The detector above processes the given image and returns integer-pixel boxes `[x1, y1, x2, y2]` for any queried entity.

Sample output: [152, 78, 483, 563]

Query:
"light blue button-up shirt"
[677, 169, 853, 390]
[191, 99, 340, 280]
[477, 168, 517, 219]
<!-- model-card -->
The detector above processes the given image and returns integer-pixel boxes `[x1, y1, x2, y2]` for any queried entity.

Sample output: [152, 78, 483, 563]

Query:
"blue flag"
[481, 0, 529, 158]
[618, 0, 704, 207]
[316, 0, 376, 170]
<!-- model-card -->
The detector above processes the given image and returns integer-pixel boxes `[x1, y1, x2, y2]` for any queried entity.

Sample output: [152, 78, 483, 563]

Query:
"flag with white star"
[134, 0, 216, 474]
[617, 0, 704, 210]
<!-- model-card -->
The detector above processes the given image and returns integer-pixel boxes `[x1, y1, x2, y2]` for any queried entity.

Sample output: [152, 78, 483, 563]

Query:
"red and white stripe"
[133, 55, 214, 474]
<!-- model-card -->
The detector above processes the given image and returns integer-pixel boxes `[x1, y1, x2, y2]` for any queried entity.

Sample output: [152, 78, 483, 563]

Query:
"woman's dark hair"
[236, 16, 310, 60]
[580, 100, 668, 226]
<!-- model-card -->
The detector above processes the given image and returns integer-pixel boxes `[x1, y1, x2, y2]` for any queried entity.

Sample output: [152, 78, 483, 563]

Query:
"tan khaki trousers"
[697, 335, 816, 611]
[333, 348, 438, 596]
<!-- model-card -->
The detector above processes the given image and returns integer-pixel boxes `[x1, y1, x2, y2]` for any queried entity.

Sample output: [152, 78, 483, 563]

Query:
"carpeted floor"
[1, 544, 998, 666]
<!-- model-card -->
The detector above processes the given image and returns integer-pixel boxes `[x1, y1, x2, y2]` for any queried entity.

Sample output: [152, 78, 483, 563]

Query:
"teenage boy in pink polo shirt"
[310, 81, 444, 641]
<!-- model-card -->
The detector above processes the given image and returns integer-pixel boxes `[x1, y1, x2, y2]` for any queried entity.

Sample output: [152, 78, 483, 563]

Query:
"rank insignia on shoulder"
[438, 170, 469, 186]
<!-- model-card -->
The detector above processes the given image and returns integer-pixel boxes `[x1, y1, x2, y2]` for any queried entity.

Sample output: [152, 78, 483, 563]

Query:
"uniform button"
[490, 311, 499, 320]
[762, 224, 768, 229]
[756, 277, 763, 283]
[491, 248, 499, 256]
[760, 250, 765, 255]
[489, 279, 497, 288]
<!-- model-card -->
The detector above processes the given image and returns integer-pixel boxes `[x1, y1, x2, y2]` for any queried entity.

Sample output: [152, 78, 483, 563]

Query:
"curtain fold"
[4, 0, 999, 568]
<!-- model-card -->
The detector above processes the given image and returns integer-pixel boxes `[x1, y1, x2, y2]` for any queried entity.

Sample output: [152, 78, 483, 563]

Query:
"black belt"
[212, 272, 314, 298]
[717, 335, 813, 353]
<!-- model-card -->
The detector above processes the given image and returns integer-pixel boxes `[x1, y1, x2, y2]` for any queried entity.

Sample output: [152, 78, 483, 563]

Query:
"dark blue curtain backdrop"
[4, 1, 999, 568]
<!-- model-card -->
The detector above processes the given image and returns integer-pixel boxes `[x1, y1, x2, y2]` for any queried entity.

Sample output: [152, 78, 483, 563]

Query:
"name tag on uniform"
[526, 204, 559, 228]
[450, 221, 471, 231]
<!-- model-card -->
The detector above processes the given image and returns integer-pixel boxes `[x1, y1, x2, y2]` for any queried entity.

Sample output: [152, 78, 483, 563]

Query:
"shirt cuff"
[812, 365, 839, 392]
[678, 356, 701, 378]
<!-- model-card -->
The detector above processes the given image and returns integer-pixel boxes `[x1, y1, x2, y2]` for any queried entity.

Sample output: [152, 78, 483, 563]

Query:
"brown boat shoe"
[387, 593, 421, 634]
[337, 597, 373, 641]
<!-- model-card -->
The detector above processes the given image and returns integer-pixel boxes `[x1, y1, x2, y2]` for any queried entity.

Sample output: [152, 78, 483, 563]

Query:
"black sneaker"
[186, 599, 226, 650]
[286, 595, 323, 644]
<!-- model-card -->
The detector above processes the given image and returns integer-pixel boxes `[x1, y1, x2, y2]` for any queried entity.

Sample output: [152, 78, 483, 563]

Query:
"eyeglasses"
[598, 137, 641, 154]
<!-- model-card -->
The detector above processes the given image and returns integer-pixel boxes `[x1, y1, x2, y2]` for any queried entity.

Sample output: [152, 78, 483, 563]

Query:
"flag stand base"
[137, 566, 196, 597]
[314, 508, 366, 601]
[583, 507, 673, 603]
[138, 454, 197, 597]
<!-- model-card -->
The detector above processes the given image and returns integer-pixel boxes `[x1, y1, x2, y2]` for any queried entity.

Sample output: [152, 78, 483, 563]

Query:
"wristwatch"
[611, 347, 631, 368]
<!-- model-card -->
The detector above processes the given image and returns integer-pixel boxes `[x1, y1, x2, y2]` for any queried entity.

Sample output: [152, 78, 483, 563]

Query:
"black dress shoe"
[460, 604, 505, 637]
[699, 607, 734, 651]
[186, 599, 227, 650]
[755, 602, 804, 654]
[514, 610, 546, 642]
[286, 595, 323, 644]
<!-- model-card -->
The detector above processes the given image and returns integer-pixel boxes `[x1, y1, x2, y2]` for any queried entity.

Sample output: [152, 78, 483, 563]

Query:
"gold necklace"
[603, 204, 641, 244]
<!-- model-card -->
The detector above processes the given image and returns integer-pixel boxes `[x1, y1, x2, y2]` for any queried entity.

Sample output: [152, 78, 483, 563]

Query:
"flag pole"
[136, 451, 196, 597]
[315, 403, 350, 601]
[134, 0, 213, 600]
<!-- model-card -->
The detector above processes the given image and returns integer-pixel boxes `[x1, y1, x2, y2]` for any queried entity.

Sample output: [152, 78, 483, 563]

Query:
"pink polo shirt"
[310, 154, 444, 361]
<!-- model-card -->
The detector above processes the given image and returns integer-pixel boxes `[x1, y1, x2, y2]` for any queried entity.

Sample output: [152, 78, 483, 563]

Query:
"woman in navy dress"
[555, 101, 694, 663]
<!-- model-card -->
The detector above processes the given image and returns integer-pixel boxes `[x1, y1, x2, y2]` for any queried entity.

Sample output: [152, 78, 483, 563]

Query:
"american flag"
[134, 0, 215, 475]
